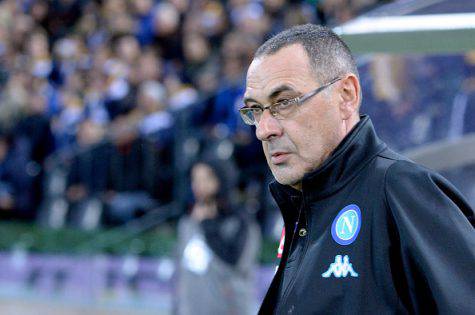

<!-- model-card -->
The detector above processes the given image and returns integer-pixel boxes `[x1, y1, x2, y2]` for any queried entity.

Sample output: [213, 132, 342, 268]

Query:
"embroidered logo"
[322, 255, 359, 278]
[331, 204, 362, 245]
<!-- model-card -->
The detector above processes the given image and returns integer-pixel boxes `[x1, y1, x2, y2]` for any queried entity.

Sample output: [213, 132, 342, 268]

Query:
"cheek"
[289, 113, 336, 162]
[209, 180, 219, 195]
[262, 142, 271, 161]
[296, 128, 322, 162]
[287, 119, 320, 152]
[191, 184, 201, 198]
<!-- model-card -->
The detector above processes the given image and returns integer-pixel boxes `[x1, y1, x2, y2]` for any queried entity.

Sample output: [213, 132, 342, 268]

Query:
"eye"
[276, 99, 293, 106]
[274, 98, 296, 110]
[249, 104, 263, 112]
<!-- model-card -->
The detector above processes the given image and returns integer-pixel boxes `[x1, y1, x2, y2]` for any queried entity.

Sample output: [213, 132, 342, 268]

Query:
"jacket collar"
[269, 115, 386, 210]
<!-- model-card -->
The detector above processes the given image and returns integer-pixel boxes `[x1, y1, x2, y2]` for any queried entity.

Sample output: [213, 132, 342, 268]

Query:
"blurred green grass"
[0, 221, 279, 264]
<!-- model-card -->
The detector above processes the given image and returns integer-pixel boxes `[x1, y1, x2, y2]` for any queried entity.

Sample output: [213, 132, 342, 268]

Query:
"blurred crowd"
[362, 53, 475, 150]
[361, 52, 475, 206]
[1, 0, 474, 232]
[0, 0, 388, 228]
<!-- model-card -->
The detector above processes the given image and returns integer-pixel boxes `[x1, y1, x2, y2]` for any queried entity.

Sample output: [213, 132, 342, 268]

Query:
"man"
[240, 24, 475, 314]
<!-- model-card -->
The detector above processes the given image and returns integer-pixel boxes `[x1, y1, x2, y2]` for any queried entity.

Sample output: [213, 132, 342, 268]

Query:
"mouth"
[271, 152, 290, 164]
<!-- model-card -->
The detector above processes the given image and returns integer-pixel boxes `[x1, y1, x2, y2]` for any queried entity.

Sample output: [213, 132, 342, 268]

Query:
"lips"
[271, 152, 290, 164]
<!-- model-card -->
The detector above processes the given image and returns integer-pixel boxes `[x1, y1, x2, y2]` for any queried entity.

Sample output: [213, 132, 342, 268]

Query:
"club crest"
[331, 204, 361, 245]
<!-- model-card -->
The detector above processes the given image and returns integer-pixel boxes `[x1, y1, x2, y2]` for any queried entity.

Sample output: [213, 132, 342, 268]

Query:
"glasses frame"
[239, 77, 342, 126]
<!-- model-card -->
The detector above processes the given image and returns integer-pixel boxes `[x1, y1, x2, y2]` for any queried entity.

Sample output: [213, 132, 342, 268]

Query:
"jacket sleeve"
[385, 160, 475, 314]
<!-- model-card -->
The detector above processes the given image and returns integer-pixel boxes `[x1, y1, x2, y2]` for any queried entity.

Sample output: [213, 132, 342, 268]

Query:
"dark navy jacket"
[259, 115, 475, 314]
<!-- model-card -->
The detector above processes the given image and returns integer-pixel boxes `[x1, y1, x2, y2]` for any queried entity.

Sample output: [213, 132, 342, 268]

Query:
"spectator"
[65, 119, 108, 229]
[0, 132, 22, 219]
[135, 80, 173, 137]
[13, 90, 55, 220]
[102, 116, 161, 225]
[176, 159, 260, 315]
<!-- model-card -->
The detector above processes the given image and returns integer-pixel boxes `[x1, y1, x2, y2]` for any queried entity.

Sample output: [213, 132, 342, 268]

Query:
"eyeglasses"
[239, 77, 342, 126]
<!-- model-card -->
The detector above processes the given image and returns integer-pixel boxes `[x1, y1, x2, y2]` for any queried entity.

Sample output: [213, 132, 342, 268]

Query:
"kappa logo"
[321, 255, 359, 278]
[331, 204, 362, 245]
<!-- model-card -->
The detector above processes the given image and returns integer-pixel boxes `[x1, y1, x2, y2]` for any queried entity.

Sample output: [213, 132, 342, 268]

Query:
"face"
[191, 163, 219, 202]
[244, 44, 347, 189]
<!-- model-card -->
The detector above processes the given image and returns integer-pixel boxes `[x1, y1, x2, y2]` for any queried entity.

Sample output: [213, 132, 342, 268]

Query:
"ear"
[338, 74, 360, 121]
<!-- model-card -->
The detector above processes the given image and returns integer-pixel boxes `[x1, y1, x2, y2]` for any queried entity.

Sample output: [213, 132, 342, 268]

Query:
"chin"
[272, 169, 303, 187]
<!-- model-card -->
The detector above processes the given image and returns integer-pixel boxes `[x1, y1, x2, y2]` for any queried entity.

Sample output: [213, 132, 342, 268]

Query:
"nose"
[255, 109, 283, 141]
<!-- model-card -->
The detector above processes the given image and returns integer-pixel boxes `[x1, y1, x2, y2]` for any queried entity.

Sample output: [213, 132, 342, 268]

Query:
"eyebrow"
[269, 84, 298, 100]
[243, 84, 299, 107]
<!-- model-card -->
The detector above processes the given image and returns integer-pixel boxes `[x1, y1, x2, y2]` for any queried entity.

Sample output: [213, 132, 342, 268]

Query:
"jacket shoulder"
[374, 148, 438, 184]
[371, 147, 411, 179]
[383, 155, 448, 191]
[380, 149, 475, 315]
[377, 147, 411, 163]
[382, 153, 474, 227]
[375, 148, 470, 218]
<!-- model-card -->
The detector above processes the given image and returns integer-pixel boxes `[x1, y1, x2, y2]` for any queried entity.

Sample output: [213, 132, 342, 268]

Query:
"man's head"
[243, 24, 361, 190]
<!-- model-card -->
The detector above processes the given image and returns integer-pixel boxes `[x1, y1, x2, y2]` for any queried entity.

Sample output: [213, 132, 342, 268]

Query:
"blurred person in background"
[182, 32, 214, 87]
[135, 80, 175, 203]
[176, 159, 260, 315]
[0, 94, 53, 221]
[0, 70, 29, 133]
[65, 119, 108, 229]
[151, 0, 184, 63]
[52, 89, 84, 150]
[0, 132, 25, 219]
[134, 80, 173, 138]
[102, 115, 161, 225]
[13, 90, 55, 221]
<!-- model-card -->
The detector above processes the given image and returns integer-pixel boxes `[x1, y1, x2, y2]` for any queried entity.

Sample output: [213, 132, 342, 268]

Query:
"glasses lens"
[239, 108, 256, 125]
[273, 99, 297, 118]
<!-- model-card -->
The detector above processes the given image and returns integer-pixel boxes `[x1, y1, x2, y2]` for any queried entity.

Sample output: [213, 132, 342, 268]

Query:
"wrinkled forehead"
[244, 46, 315, 102]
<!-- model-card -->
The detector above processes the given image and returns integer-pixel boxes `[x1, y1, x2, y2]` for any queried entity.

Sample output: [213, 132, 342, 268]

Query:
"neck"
[343, 114, 360, 136]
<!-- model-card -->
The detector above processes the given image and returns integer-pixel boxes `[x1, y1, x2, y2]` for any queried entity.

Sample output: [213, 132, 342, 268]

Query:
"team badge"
[331, 204, 361, 245]
[322, 255, 359, 278]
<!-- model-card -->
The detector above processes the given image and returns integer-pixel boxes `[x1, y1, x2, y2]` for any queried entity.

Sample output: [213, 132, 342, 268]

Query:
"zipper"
[275, 195, 310, 313]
